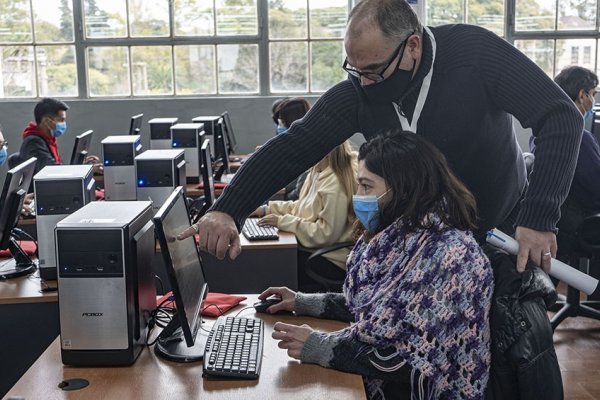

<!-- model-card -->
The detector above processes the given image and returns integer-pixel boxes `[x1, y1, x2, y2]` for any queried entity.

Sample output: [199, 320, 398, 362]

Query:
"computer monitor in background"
[69, 130, 94, 165]
[129, 113, 144, 136]
[153, 186, 208, 362]
[213, 118, 230, 182]
[220, 111, 238, 155]
[200, 139, 215, 213]
[0, 157, 37, 279]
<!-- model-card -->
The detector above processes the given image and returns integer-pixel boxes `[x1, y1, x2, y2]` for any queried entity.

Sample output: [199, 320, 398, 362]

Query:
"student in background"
[271, 97, 312, 200]
[17, 98, 102, 176]
[259, 131, 492, 399]
[530, 66, 600, 263]
[0, 127, 7, 167]
[251, 140, 357, 292]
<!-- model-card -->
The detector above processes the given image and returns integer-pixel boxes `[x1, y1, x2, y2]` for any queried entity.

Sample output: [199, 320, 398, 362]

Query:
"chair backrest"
[7, 152, 21, 169]
[579, 213, 600, 250]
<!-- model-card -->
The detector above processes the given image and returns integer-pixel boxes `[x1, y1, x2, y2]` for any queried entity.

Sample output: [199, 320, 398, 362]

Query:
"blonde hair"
[300, 141, 358, 221]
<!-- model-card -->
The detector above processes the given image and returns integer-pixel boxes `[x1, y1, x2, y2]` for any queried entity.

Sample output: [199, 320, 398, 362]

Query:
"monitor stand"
[0, 237, 37, 279]
[154, 317, 208, 363]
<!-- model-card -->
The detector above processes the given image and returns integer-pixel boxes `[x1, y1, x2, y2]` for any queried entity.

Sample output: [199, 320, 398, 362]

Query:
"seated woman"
[258, 130, 493, 399]
[251, 140, 357, 292]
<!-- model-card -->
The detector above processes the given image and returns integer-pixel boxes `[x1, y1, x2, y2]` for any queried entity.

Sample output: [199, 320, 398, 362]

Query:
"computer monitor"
[129, 113, 143, 136]
[153, 186, 208, 362]
[0, 157, 37, 279]
[69, 130, 94, 165]
[220, 111, 238, 155]
[213, 118, 230, 182]
[200, 139, 215, 213]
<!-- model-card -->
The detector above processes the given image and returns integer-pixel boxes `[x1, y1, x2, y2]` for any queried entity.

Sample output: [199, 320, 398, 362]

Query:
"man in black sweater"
[182, 0, 582, 274]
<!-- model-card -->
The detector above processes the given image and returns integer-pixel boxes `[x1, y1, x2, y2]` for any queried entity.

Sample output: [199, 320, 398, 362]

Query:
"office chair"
[299, 241, 355, 292]
[551, 213, 600, 330]
[7, 152, 21, 169]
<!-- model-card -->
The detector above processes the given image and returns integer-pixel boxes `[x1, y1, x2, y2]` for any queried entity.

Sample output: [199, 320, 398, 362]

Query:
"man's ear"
[407, 34, 422, 57]
[577, 88, 587, 104]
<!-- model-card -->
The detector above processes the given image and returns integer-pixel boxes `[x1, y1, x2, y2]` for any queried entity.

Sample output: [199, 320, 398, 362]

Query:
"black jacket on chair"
[484, 246, 563, 400]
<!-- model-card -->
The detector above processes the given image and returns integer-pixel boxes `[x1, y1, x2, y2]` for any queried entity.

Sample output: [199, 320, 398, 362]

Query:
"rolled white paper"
[486, 228, 599, 296]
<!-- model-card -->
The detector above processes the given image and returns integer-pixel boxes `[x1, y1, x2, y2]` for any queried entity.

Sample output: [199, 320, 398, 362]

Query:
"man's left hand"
[272, 322, 314, 359]
[515, 226, 557, 273]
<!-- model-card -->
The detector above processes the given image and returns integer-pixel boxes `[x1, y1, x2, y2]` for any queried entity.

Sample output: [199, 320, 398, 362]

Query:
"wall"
[0, 97, 532, 183]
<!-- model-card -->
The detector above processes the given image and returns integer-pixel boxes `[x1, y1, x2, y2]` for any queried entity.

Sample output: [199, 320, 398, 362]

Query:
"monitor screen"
[129, 113, 143, 136]
[0, 157, 37, 279]
[69, 130, 94, 165]
[153, 186, 208, 362]
[213, 118, 230, 181]
[220, 111, 238, 154]
[200, 139, 215, 211]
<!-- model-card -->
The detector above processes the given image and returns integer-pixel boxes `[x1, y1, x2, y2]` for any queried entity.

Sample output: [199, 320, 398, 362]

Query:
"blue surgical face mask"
[0, 146, 7, 166]
[53, 121, 67, 138]
[352, 189, 390, 232]
[276, 126, 287, 135]
[585, 92, 596, 121]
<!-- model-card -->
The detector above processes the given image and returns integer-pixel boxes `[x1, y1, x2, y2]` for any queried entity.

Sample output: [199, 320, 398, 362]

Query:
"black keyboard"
[203, 316, 264, 379]
[242, 219, 279, 241]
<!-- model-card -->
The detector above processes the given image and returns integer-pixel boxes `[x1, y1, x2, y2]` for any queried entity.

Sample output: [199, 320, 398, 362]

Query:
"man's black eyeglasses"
[342, 33, 412, 83]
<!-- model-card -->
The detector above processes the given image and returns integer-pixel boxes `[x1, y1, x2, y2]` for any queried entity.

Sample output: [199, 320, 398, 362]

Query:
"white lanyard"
[393, 26, 436, 133]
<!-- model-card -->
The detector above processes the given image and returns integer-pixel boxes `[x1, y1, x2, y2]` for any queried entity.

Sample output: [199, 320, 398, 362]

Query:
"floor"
[553, 298, 600, 399]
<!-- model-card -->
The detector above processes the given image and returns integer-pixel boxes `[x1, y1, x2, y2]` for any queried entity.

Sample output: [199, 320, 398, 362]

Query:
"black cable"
[154, 275, 164, 295]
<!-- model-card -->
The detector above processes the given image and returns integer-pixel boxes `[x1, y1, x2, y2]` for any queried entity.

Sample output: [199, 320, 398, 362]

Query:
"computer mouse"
[253, 298, 282, 313]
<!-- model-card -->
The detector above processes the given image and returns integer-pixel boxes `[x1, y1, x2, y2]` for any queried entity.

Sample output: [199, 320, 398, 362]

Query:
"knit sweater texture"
[296, 214, 493, 399]
[212, 24, 582, 234]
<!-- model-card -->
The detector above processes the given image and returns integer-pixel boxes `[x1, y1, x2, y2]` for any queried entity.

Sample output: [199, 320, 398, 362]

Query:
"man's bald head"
[347, 0, 422, 41]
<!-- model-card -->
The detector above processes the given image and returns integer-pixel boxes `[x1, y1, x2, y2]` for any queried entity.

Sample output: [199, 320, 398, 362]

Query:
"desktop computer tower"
[192, 115, 219, 154]
[135, 149, 186, 213]
[55, 201, 155, 366]
[102, 135, 142, 201]
[34, 165, 95, 280]
[149, 117, 178, 150]
[170, 123, 204, 184]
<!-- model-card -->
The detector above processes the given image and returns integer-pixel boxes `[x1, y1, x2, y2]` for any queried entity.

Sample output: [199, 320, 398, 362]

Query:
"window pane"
[558, 0, 596, 30]
[218, 44, 258, 93]
[175, 45, 216, 95]
[131, 46, 173, 95]
[270, 42, 307, 92]
[216, 0, 257, 36]
[515, 0, 556, 31]
[0, 0, 32, 43]
[427, 0, 463, 26]
[87, 47, 130, 96]
[84, 0, 127, 38]
[556, 39, 596, 73]
[0, 46, 35, 97]
[311, 41, 345, 92]
[467, 0, 505, 37]
[129, 0, 169, 37]
[38, 45, 77, 97]
[514, 40, 554, 77]
[32, 0, 74, 42]
[269, 0, 307, 40]
[174, 0, 214, 36]
[309, 0, 347, 39]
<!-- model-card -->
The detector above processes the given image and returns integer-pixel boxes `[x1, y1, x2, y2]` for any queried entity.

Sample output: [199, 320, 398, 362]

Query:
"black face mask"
[361, 58, 415, 105]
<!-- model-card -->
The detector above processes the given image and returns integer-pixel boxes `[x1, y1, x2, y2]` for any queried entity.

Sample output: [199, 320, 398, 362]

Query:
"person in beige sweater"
[252, 140, 357, 292]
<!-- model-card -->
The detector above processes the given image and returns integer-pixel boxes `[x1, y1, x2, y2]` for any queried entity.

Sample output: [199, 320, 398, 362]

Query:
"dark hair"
[357, 130, 477, 236]
[348, 0, 423, 40]
[554, 66, 598, 102]
[273, 97, 311, 128]
[271, 97, 289, 124]
[34, 98, 69, 124]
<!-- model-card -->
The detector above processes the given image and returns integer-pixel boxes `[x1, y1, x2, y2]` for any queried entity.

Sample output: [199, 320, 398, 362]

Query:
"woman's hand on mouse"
[272, 322, 314, 359]
[258, 287, 296, 313]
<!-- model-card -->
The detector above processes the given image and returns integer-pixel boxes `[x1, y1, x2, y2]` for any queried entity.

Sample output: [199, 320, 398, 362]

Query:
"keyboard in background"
[203, 316, 264, 380]
[242, 219, 279, 241]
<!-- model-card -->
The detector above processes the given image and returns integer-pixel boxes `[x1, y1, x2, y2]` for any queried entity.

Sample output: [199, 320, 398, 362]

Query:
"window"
[426, 0, 506, 37]
[512, 0, 600, 78]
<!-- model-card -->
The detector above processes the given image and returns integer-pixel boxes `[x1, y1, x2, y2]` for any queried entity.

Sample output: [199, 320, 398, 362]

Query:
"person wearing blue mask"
[257, 130, 493, 399]
[530, 66, 600, 263]
[0, 129, 7, 167]
[17, 98, 101, 179]
[18, 97, 69, 176]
